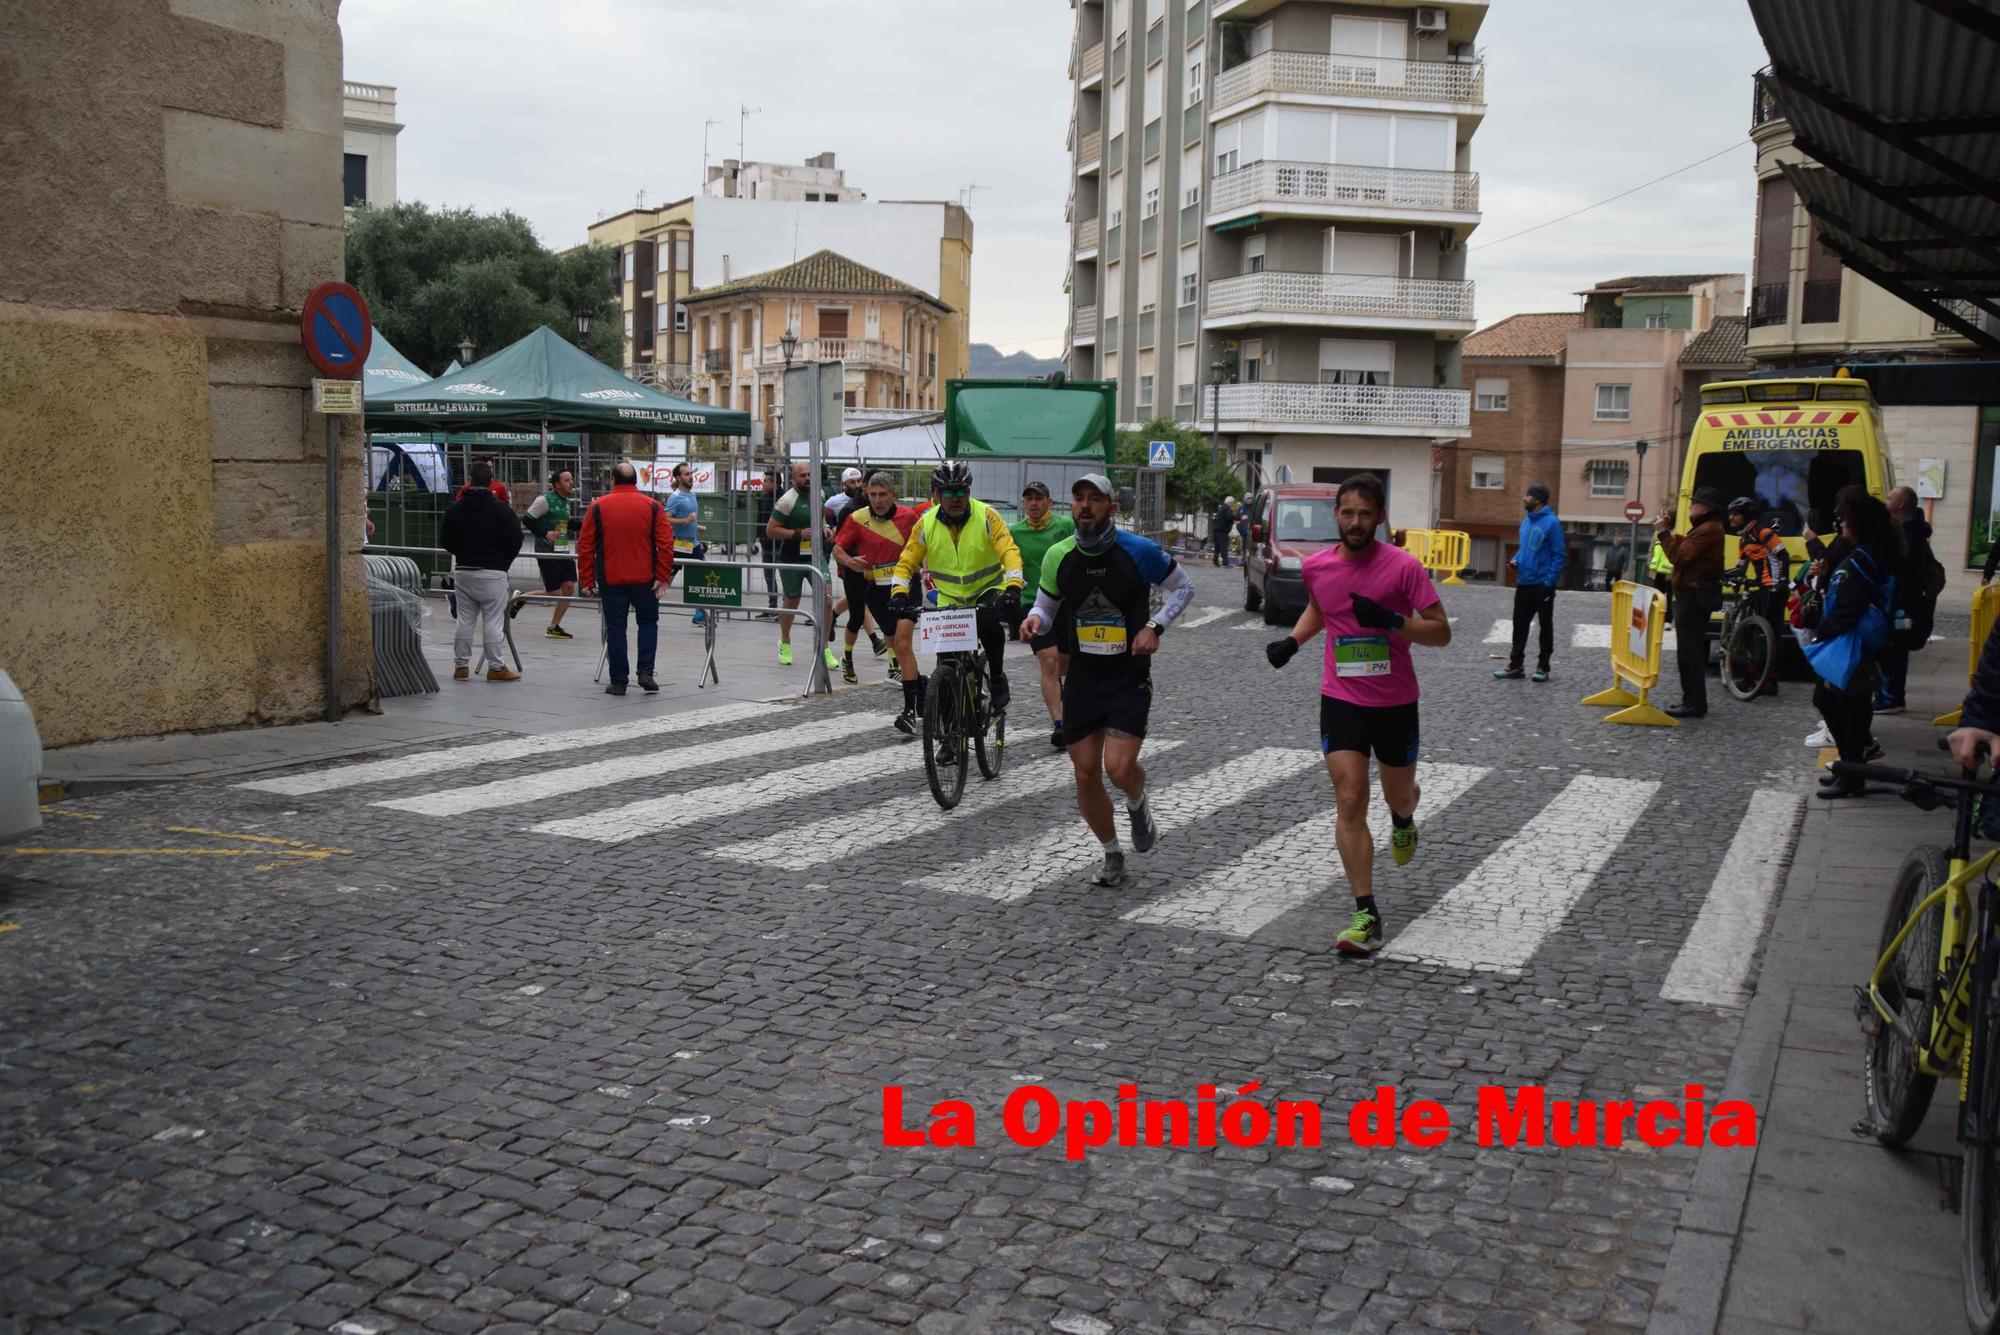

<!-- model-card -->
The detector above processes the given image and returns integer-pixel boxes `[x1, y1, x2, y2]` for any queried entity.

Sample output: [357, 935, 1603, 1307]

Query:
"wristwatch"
[1145, 619, 1166, 636]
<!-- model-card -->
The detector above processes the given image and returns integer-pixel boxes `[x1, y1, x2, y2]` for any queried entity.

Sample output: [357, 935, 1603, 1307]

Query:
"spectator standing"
[1236, 497, 1253, 557]
[519, 469, 578, 640]
[1656, 487, 1728, 718]
[1878, 485, 1943, 714]
[439, 461, 523, 683]
[662, 462, 707, 625]
[1010, 480, 1078, 749]
[458, 458, 509, 504]
[1209, 497, 1235, 567]
[576, 461, 675, 696]
[1605, 537, 1630, 587]
[1495, 482, 1565, 683]
[1804, 493, 1903, 798]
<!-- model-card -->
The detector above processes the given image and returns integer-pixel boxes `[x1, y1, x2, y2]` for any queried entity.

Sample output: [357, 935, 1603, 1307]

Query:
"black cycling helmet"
[932, 460, 973, 491]
[1727, 495, 1758, 516]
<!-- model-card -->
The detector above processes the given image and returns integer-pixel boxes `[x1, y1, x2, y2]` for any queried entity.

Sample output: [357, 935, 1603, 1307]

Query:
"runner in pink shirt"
[1264, 473, 1451, 955]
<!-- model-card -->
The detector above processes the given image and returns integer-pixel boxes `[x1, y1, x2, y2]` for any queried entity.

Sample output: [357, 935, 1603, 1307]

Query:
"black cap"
[1022, 480, 1051, 498]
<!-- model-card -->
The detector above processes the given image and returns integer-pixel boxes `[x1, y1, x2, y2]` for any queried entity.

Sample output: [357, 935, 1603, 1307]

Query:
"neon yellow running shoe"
[824, 647, 841, 670]
[778, 643, 794, 666]
[1390, 823, 1417, 867]
[1335, 908, 1382, 955]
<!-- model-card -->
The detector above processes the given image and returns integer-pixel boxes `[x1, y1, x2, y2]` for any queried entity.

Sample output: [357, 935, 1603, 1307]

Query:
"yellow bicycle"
[1848, 749, 2000, 1333]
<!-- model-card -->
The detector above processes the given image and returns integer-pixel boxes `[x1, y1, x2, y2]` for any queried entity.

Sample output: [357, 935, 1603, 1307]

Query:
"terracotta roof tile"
[1680, 315, 1749, 367]
[1463, 311, 1582, 360]
[687, 249, 951, 309]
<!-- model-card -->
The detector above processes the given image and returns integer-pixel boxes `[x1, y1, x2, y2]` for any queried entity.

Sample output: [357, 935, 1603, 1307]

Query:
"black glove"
[1350, 593, 1403, 631]
[1266, 637, 1300, 669]
[888, 591, 915, 618]
[1000, 584, 1022, 608]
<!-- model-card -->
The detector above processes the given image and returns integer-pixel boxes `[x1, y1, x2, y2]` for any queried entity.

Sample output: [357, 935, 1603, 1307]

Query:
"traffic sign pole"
[299, 281, 372, 724]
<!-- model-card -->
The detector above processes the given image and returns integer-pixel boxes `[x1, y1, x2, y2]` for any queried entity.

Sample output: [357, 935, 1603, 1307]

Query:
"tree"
[345, 202, 623, 374]
[1114, 417, 1241, 513]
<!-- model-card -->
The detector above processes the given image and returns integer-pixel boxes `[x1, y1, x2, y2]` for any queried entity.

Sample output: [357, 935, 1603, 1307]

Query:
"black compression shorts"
[1319, 695, 1420, 767]
[1062, 672, 1152, 745]
[536, 555, 577, 592]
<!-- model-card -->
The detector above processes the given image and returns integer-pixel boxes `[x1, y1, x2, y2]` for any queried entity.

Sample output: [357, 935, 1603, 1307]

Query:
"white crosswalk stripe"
[1660, 789, 1805, 1006]
[239, 700, 775, 795]
[1124, 761, 1489, 937]
[374, 714, 858, 818]
[1175, 607, 1236, 632]
[1483, 618, 1618, 651]
[713, 741, 1188, 869]
[914, 747, 1325, 903]
[1383, 774, 1660, 974]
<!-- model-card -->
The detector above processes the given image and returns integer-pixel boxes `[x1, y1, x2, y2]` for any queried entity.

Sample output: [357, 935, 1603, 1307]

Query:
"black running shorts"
[1319, 694, 1420, 767]
[1062, 672, 1152, 745]
[537, 555, 578, 593]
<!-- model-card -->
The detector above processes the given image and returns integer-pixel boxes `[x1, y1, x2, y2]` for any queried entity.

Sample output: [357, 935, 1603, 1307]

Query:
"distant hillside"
[968, 342, 1066, 379]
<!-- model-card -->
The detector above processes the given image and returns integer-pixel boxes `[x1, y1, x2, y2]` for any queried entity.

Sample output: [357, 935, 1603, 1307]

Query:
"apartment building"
[586, 198, 697, 393]
[683, 250, 952, 447]
[1440, 312, 1577, 579]
[1064, 0, 1486, 531]
[342, 81, 402, 209]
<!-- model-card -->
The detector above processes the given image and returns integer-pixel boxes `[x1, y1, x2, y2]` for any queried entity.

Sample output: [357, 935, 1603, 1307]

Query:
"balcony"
[1075, 216, 1100, 256]
[1214, 50, 1485, 115]
[1202, 381, 1470, 436]
[1204, 271, 1477, 332]
[1073, 305, 1099, 345]
[1080, 41, 1104, 87]
[759, 338, 906, 373]
[1749, 282, 1789, 328]
[1078, 129, 1102, 173]
[702, 349, 731, 374]
[1208, 160, 1480, 227]
[1751, 68, 1784, 131]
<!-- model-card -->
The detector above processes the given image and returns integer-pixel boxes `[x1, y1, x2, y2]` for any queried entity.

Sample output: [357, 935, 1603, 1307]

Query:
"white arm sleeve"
[1152, 563, 1195, 629]
[1028, 587, 1061, 632]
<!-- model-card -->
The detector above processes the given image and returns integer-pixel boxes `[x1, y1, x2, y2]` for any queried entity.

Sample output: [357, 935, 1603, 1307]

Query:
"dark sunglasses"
[940, 486, 971, 498]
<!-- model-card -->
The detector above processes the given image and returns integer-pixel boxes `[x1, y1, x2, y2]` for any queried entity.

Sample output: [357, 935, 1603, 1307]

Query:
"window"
[1474, 377, 1510, 412]
[1587, 461, 1631, 499]
[1139, 253, 1158, 310]
[826, 192, 839, 202]
[805, 192, 821, 201]
[1242, 338, 1263, 382]
[1178, 381, 1196, 404]
[656, 303, 671, 332]
[1244, 235, 1266, 274]
[1318, 338, 1392, 385]
[1140, 374, 1155, 403]
[1144, 186, 1160, 217]
[343, 153, 367, 206]
[1187, 57, 1203, 105]
[675, 235, 691, 270]
[1643, 313, 1671, 330]
[624, 310, 635, 338]
[1184, 184, 1201, 206]
[657, 242, 672, 273]
[1145, 62, 1163, 119]
[820, 308, 849, 339]
[624, 249, 635, 283]
[674, 303, 689, 332]
[1142, 157, 1160, 216]
[1594, 383, 1632, 421]
[1470, 456, 1504, 490]
[1181, 272, 1198, 304]
[1109, 206, 1123, 228]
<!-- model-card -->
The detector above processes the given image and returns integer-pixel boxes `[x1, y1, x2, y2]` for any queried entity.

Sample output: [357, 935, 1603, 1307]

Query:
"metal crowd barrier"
[360, 544, 834, 696]
[362, 553, 439, 697]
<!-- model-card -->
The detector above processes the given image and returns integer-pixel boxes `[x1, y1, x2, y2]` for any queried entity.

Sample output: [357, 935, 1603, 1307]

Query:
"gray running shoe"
[1093, 849, 1127, 887]
[1128, 797, 1157, 854]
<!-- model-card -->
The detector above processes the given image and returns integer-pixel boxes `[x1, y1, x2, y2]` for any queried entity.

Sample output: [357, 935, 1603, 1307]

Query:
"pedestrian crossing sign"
[1147, 440, 1175, 469]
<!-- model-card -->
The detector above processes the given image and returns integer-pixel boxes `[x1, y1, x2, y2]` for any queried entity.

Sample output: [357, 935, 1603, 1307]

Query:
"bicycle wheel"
[976, 676, 1005, 781]
[1965, 925, 2000, 1335]
[1720, 613, 1777, 702]
[1863, 846, 1948, 1145]
[922, 659, 967, 810]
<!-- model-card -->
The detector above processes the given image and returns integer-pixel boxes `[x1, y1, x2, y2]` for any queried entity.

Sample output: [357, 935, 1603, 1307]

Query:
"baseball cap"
[841, 467, 863, 482]
[1072, 473, 1114, 499]
[1022, 479, 1051, 498]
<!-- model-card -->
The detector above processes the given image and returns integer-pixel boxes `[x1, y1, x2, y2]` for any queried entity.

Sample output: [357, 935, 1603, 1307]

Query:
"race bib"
[1075, 621, 1128, 656]
[673, 539, 696, 553]
[1333, 635, 1391, 677]
[918, 608, 980, 654]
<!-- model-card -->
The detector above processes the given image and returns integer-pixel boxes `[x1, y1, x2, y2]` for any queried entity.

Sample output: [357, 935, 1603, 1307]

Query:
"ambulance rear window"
[1701, 386, 1746, 405]
[1692, 450, 1868, 537]
[1747, 382, 1810, 403]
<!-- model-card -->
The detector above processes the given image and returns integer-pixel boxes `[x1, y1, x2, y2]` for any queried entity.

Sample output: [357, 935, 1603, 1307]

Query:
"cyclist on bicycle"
[1726, 496, 1790, 697]
[888, 461, 1027, 736]
[1019, 473, 1195, 887]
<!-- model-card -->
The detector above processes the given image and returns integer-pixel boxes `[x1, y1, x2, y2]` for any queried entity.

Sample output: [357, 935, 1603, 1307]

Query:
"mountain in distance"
[967, 342, 1066, 379]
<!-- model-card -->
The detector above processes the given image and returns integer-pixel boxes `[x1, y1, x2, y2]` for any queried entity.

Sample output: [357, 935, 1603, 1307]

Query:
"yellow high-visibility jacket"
[891, 501, 1025, 606]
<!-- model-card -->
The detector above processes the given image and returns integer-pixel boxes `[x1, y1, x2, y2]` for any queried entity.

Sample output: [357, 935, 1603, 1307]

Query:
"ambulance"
[1674, 372, 1893, 570]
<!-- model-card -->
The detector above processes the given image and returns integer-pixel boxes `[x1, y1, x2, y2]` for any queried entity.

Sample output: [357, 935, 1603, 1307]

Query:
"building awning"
[1748, 0, 2000, 351]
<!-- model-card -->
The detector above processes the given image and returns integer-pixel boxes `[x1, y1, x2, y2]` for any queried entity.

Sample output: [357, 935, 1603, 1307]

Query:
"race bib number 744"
[1333, 635, 1392, 677]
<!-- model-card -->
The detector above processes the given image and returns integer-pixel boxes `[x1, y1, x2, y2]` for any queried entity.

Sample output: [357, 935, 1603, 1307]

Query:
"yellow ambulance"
[1674, 373, 1894, 569]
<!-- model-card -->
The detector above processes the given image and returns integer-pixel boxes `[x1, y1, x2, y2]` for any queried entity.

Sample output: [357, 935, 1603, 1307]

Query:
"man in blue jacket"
[1496, 482, 1566, 683]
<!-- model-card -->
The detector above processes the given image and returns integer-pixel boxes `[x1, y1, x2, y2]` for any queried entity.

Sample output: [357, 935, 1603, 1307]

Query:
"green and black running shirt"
[1038, 530, 1178, 677]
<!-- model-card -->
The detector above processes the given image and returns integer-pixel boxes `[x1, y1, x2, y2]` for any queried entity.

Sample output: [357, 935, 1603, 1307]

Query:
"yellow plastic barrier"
[1935, 582, 2000, 727]
[1402, 528, 1470, 586]
[1581, 580, 1677, 728]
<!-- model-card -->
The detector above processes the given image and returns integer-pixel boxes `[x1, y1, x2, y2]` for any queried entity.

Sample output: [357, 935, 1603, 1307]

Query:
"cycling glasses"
[939, 486, 971, 498]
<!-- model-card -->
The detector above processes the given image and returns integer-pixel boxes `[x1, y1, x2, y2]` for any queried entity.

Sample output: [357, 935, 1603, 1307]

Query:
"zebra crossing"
[237, 701, 1802, 1004]
[1481, 618, 1673, 650]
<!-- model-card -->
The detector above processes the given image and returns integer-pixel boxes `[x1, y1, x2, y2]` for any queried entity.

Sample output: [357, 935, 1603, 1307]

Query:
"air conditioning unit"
[1414, 6, 1447, 34]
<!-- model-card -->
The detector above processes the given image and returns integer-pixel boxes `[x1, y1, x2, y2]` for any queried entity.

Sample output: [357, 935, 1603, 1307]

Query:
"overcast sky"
[343, 0, 1770, 357]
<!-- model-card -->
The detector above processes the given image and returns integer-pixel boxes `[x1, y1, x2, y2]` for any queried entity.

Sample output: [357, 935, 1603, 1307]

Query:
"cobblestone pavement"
[1, 564, 1820, 1334]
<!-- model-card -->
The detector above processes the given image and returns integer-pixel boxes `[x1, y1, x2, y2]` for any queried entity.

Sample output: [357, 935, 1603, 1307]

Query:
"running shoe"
[824, 647, 841, 671]
[893, 709, 918, 737]
[1093, 849, 1127, 887]
[1804, 724, 1833, 748]
[990, 677, 1011, 713]
[870, 634, 888, 657]
[692, 610, 707, 627]
[779, 643, 794, 666]
[546, 625, 574, 640]
[1530, 669, 1550, 683]
[1390, 824, 1417, 866]
[841, 653, 858, 684]
[1129, 796, 1158, 854]
[1335, 908, 1383, 955]
[888, 658, 902, 681]
[1493, 666, 1524, 680]
[506, 592, 527, 621]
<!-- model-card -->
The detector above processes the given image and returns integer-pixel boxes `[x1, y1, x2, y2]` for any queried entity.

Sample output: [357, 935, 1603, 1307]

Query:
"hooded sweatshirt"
[1514, 505, 1567, 585]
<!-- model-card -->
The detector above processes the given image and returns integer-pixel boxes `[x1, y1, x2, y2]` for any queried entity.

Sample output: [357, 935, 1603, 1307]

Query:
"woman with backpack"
[1800, 491, 1905, 800]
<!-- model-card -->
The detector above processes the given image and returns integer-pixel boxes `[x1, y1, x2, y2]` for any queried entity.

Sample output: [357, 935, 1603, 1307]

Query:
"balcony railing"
[1936, 297, 1982, 335]
[1073, 305, 1099, 343]
[1214, 50, 1485, 112]
[760, 338, 906, 372]
[1080, 41, 1104, 84]
[1749, 282, 1789, 328]
[702, 349, 731, 373]
[1210, 160, 1480, 216]
[1206, 271, 1476, 325]
[1078, 129, 1102, 167]
[1752, 68, 1784, 130]
[1203, 381, 1470, 431]
[1801, 277, 1843, 324]
[1076, 217, 1100, 253]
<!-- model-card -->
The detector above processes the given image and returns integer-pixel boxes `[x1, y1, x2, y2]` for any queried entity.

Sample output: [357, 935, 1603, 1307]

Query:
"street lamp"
[1630, 437, 1650, 570]
[779, 329, 799, 368]
[1208, 356, 1227, 478]
[456, 335, 475, 365]
[574, 307, 593, 344]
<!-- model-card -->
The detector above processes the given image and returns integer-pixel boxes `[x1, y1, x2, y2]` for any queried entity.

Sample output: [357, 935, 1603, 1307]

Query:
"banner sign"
[918, 608, 980, 654]
[681, 563, 744, 607]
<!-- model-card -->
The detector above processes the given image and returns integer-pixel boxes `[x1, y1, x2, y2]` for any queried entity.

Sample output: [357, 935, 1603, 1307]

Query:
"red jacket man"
[575, 462, 676, 695]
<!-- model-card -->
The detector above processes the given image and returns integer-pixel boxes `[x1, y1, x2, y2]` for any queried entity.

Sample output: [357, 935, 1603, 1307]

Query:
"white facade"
[694, 196, 951, 299]
[341, 81, 401, 208]
[704, 152, 867, 203]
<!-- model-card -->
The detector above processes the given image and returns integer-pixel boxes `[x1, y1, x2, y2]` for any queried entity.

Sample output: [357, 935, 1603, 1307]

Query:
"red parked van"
[1241, 483, 1350, 626]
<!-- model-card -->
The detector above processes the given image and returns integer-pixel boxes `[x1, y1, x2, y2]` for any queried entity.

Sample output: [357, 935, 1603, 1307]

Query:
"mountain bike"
[1718, 572, 1779, 702]
[911, 590, 1018, 810]
[1843, 744, 2000, 1332]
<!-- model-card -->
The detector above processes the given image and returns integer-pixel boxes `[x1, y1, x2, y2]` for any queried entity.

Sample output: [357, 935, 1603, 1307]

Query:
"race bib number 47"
[1333, 635, 1392, 677]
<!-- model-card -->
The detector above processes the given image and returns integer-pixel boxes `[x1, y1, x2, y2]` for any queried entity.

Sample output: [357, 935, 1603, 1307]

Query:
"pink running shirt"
[1299, 541, 1441, 707]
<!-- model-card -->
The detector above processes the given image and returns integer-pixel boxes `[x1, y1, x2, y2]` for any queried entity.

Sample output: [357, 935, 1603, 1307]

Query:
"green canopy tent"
[366, 325, 751, 489]
[363, 331, 433, 398]
[945, 378, 1115, 467]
